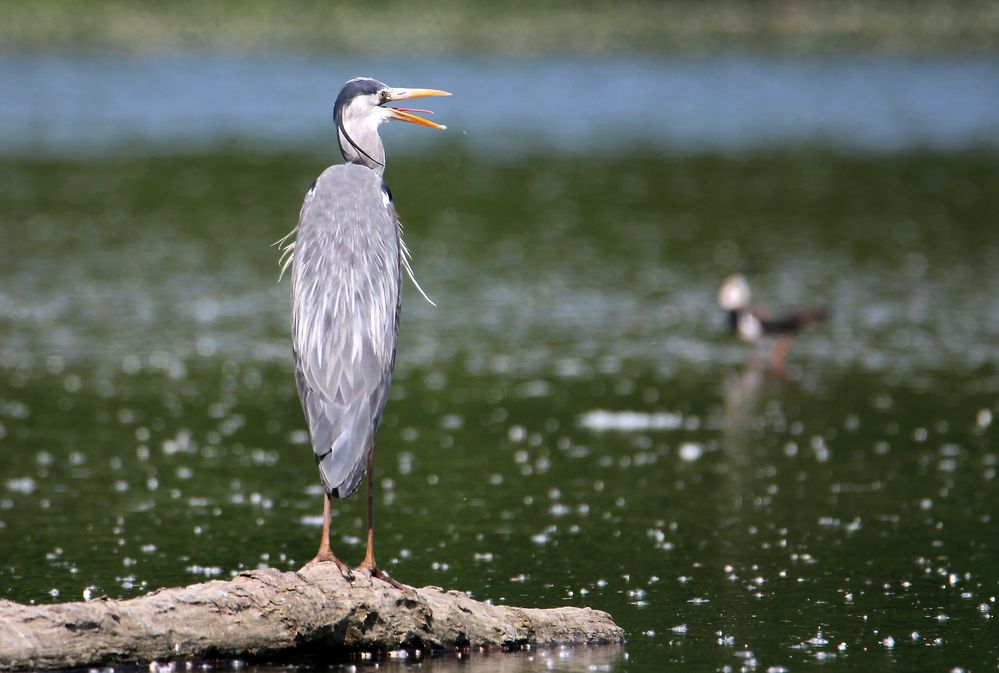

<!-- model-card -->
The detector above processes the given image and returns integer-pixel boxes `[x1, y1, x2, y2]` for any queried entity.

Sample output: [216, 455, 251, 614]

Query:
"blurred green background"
[1, 2, 998, 672]
[2, 0, 999, 53]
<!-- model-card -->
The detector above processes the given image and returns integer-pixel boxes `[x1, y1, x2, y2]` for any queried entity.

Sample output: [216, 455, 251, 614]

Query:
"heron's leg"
[357, 445, 406, 590]
[304, 491, 353, 579]
[359, 447, 377, 569]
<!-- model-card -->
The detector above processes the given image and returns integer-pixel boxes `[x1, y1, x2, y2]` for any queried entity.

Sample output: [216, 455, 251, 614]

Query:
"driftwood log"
[0, 564, 624, 671]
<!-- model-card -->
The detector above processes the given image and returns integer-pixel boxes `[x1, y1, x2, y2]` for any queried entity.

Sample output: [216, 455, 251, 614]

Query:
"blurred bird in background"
[718, 274, 828, 370]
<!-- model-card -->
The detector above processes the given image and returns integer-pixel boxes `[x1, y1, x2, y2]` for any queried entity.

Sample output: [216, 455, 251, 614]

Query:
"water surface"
[2, 52, 998, 156]
[1, 50, 999, 673]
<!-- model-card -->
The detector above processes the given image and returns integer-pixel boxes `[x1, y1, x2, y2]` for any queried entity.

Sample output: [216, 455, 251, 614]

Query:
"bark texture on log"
[0, 564, 624, 671]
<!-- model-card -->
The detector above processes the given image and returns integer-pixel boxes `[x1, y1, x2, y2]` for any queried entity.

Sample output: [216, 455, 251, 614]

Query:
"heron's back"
[291, 163, 401, 498]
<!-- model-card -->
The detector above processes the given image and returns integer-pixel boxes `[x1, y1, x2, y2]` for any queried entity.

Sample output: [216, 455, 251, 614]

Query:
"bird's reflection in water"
[720, 360, 802, 449]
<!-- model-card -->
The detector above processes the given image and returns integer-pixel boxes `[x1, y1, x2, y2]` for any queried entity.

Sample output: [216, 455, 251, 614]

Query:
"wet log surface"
[0, 564, 624, 671]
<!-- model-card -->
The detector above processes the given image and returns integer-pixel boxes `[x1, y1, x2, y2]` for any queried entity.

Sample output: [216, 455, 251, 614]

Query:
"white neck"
[338, 105, 391, 174]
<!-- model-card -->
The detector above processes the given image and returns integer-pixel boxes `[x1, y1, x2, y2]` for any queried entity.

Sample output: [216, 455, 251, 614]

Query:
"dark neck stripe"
[336, 119, 384, 168]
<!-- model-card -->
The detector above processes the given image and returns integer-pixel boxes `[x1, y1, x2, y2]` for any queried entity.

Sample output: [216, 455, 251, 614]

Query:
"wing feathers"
[290, 164, 401, 498]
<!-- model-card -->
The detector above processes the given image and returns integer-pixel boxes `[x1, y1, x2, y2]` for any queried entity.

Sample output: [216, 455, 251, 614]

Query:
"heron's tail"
[304, 389, 371, 500]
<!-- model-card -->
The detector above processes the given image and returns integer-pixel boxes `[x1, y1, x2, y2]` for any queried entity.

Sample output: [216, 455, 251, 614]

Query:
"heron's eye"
[378, 90, 391, 104]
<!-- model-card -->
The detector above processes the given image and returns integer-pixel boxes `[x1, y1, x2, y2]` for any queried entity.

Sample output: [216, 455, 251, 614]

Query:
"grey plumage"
[290, 164, 400, 498]
[282, 77, 448, 526]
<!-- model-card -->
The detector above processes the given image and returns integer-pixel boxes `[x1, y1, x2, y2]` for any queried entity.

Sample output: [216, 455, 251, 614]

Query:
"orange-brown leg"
[304, 490, 353, 579]
[771, 336, 794, 371]
[356, 445, 406, 589]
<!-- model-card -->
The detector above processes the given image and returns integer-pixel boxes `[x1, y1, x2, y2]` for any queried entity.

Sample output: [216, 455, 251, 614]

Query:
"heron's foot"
[304, 550, 354, 581]
[357, 562, 408, 591]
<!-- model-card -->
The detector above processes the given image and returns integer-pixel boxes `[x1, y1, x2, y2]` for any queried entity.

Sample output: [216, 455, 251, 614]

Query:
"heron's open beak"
[385, 88, 451, 130]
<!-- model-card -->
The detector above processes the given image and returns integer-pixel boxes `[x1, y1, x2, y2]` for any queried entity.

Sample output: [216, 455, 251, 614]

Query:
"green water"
[1, 149, 998, 671]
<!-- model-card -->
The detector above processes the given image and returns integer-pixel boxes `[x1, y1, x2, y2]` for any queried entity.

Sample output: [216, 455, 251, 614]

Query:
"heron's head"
[718, 274, 751, 311]
[333, 77, 450, 173]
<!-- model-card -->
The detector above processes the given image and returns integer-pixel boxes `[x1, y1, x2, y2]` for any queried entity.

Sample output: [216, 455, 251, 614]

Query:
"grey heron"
[280, 77, 449, 586]
[718, 274, 827, 369]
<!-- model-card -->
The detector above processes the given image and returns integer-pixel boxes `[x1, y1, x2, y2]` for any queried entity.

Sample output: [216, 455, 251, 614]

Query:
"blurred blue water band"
[3, 53, 998, 157]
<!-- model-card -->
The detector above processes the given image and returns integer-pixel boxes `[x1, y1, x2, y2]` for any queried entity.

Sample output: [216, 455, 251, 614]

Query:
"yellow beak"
[385, 88, 451, 130]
